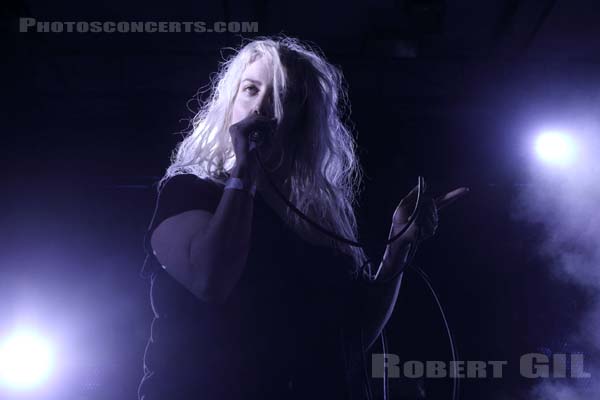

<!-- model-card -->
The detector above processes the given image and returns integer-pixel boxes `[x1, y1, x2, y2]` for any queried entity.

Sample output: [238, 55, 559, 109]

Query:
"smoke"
[513, 114, 600, 399]
[529, 366, 600, 400]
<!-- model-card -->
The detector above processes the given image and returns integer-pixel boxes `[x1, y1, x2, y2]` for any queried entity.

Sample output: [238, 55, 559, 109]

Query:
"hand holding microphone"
[229, 110, 277, 178]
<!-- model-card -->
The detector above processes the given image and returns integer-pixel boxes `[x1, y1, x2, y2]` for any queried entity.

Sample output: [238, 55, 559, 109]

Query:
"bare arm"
[151, 112, 276, 304]
[361, 224, 414, 350]
[151, 164, 257, 304]
[187, 164, 255, 303]
[360, 182, 469, 350]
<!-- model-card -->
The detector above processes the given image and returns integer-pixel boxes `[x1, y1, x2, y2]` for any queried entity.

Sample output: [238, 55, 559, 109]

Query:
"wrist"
[374, 259, 402, 283]
[231, 162, 254, 183]
[391, 221, 419, 244]
[376, 241, 413, 282]
[225, 175, 257, 197]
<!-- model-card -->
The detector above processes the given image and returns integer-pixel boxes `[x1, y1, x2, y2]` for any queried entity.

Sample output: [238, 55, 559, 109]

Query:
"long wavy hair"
[160, 36, 367, 274]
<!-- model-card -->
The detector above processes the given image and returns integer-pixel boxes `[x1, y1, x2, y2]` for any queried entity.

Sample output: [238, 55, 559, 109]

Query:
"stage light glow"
[534, 131, 576, 166]
[0, 330, 54, 390]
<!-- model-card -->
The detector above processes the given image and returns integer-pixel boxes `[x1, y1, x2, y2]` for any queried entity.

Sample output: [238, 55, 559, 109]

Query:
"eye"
[243, 85, 259, 95]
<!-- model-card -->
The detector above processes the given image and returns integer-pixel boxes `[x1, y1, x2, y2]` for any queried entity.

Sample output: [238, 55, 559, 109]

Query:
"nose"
[253, 91, 273, 117]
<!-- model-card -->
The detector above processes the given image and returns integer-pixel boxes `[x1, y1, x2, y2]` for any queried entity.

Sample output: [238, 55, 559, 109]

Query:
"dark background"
[2, 0, 599, 399]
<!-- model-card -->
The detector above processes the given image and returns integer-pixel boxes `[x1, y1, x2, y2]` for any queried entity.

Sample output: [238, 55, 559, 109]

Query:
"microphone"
[248, 126, 274, 151]
[248, 130, 265, 153]
[249, 130, 266, 144]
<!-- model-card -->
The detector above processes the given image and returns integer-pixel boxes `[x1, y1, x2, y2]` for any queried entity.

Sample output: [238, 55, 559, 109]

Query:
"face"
[230, 55, 304, 182]
[231, 56, 274, 126]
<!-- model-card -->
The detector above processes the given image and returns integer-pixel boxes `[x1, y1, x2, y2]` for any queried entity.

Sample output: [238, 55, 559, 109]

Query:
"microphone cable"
[252, 142, 424, 281]
[252, 145, 460, 400]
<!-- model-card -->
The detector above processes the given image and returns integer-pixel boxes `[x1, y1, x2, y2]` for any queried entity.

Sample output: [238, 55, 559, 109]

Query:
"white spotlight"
[0, 330, 54, 390]
[534, 131, 576, 166]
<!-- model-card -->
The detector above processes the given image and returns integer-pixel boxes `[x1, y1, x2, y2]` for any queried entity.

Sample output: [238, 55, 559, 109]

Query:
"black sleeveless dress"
[138, 174, 370, 400]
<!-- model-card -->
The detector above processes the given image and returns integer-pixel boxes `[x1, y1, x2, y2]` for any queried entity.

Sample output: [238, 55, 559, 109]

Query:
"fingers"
[398, 180, 468, 233]
[250, 115, 278, 131]
[239, 113, 277, 131]
[435, 187, 469, 211]
[406, 185, 419, 198]
[398, 181, 466, 242]
[405, 197, 436, 241]
[423, 198, 438, 234]
[400, 177, 428, 205]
